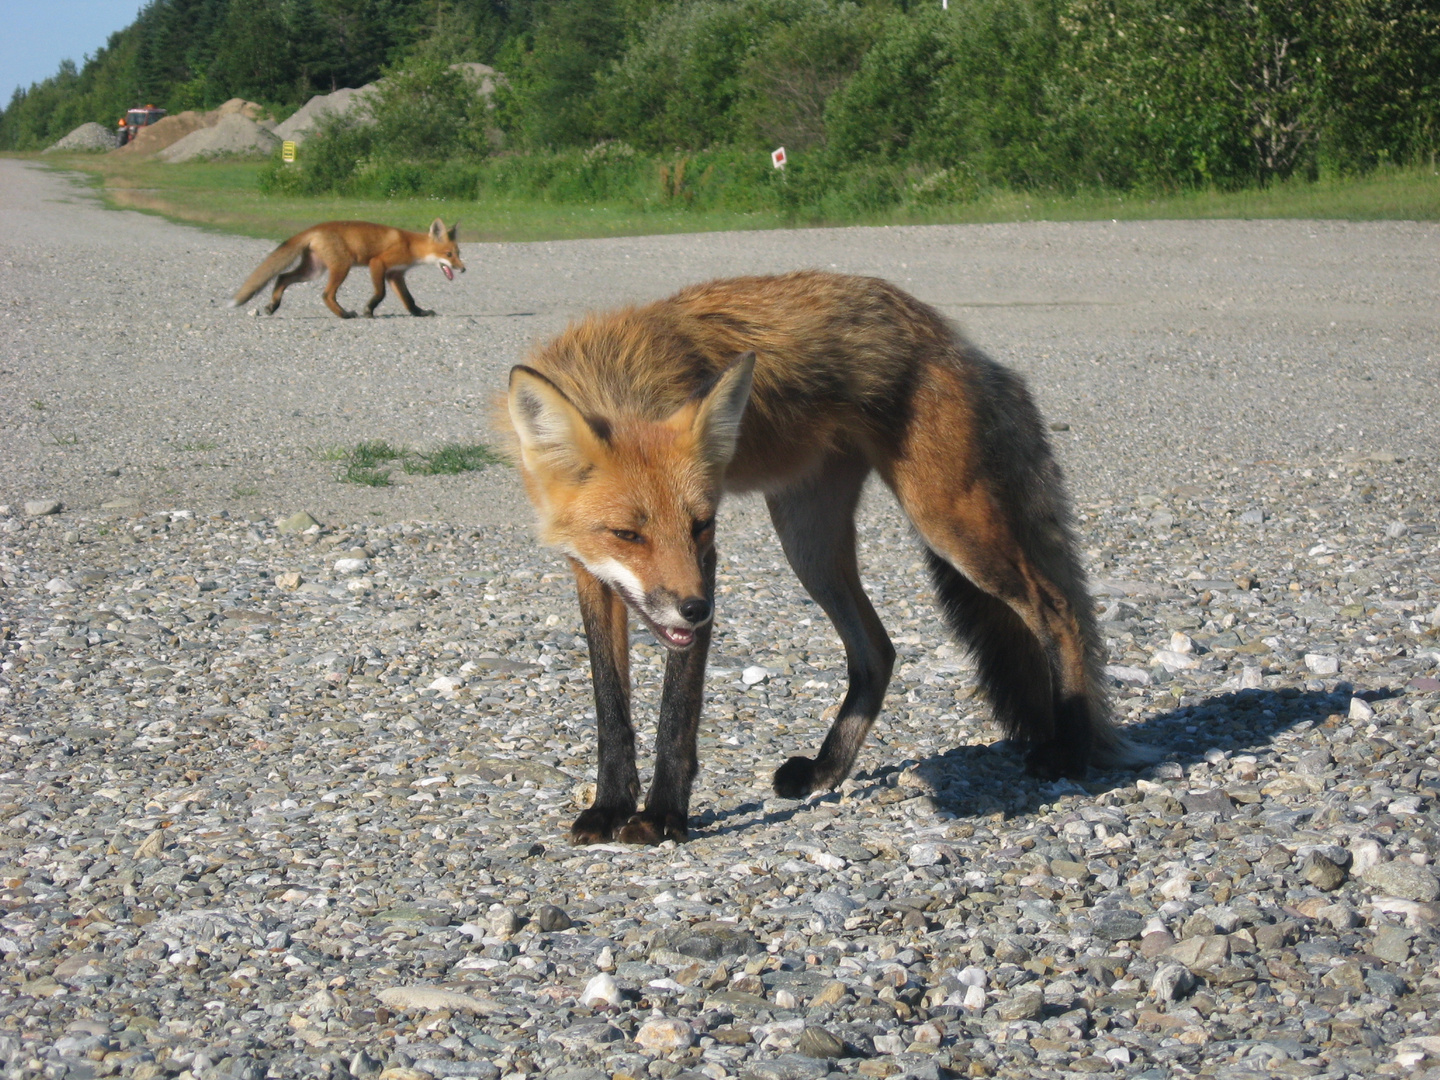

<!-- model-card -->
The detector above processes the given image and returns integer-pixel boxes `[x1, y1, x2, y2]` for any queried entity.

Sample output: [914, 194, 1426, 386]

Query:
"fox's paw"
[569, 804, 634, 845]
[412, 309, 435, 318]
[617, 812, 688, 846]
[773, 755, 820, 799]
[1024, 741, 1089, 782]
[262, 303, 277, 316]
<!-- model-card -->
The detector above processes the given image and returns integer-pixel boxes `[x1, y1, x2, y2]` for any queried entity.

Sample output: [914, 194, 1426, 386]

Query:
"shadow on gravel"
[907, 683, 1395, 821]
[697, 683, 1401, 836]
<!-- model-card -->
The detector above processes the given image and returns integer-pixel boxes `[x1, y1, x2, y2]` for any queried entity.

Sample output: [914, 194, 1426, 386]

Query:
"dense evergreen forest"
[3, 0, 1437, 203]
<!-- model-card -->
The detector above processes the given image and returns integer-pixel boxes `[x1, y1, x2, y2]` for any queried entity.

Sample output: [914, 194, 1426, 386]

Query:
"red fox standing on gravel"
[506, 270, 1155, 846]
[229, 218, 464, 319]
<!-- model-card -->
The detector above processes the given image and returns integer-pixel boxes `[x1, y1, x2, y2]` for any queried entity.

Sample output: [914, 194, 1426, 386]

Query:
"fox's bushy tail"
[229, 236, 306, 308]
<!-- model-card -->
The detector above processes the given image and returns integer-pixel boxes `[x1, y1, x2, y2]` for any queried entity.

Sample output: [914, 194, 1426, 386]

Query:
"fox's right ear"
[507, 366, 605, 480]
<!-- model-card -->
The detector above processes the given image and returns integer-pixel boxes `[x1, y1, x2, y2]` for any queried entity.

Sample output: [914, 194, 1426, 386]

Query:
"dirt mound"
[44, 122, 117, 153]
[159, 114, 280, 162]
[272, 85, 377, 144]
[113, 110, 208, 156]
[213, 98, 264, 120]
[114, 99, 268, 157]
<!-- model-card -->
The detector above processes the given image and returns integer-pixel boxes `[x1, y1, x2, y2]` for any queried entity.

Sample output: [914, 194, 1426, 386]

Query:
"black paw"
[617, 812, 687, 845]
[1024, 741, 1088, 781]
[262, 303, 277, 315]
[412, 309, 435, 317]
[569, 804, 634, 845]
[773, 755, 819, 799]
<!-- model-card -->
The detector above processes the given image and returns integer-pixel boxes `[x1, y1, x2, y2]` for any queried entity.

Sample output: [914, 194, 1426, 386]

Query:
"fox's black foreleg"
[389, 272, 433, 317]
[569, 561, 640, 844]
[620, 549, 716, 845]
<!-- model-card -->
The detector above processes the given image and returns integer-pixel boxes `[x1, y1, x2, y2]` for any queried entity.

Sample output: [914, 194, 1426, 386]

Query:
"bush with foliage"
[9, 0, 1438, 204]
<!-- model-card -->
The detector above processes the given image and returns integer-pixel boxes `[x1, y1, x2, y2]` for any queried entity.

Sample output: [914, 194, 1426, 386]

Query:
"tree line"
[4, 0, 1437, 200]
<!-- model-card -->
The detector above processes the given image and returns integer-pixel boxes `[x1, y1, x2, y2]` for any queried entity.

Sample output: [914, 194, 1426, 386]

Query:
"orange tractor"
[116, 105, 166, 146]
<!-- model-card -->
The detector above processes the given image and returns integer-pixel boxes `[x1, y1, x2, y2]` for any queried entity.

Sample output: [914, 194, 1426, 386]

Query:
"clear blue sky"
[1, 1, 144, 102]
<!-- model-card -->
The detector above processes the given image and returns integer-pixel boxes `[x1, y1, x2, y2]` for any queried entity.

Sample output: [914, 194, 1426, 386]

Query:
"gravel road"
[2, 158, 1440, 1080]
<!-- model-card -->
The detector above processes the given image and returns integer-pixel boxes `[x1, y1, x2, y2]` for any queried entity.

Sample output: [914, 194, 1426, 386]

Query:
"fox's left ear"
[429, 218, 447, 243]
[690, 352, 756, 470]
[448, 221, 459, 242]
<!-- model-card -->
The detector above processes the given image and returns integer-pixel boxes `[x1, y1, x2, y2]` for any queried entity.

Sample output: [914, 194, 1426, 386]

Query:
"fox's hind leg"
[888, 361, 1111, 779]
[767, 451, 896, 799]
[569, 560, 641, 843]
[266, 251, 323, 315]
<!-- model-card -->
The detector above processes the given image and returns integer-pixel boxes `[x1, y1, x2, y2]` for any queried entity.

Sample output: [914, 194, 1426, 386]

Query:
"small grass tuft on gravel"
[336, 440, 404, 487]
[330, 440, 505, 485]
[404, 443, 508, 475]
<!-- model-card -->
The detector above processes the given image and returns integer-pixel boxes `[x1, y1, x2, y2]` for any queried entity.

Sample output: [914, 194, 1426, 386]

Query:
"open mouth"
[654, 625, 695, 649]
[441, 264, 454, 281]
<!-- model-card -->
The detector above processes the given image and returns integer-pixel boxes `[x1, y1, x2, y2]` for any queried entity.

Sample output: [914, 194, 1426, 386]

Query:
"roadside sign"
[282, 141, 297, 163]
[772, 147, 786, 169]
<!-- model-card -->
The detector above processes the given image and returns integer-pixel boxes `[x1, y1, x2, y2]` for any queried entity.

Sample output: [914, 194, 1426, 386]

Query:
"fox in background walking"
[506, 271, 1155, 845]
[230, 218, 463, 319]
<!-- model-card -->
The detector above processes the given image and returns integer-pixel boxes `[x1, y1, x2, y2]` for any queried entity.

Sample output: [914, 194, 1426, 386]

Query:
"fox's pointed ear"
[691, 352, 756, 470]
[448, 221, 459, 242]
[508, 366, 605, 480]
[429, 218, 447, 243]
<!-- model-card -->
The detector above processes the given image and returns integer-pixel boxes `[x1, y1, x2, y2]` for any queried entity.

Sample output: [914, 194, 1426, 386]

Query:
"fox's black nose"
[679, 597, 711, 625]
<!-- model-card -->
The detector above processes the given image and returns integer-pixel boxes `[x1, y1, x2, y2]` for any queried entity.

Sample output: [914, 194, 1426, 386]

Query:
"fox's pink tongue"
[441, 264, 454, 281]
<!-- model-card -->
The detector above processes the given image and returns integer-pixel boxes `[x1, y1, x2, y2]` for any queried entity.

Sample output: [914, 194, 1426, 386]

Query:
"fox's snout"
[678, 597, 710, 625]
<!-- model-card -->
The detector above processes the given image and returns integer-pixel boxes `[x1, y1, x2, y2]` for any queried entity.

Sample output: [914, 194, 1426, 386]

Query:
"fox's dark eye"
[692, 517, 715, 538]
[611, 529, 643, 543]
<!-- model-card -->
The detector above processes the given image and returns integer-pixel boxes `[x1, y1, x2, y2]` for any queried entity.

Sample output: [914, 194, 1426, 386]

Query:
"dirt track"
[3, 158, 1436, 525]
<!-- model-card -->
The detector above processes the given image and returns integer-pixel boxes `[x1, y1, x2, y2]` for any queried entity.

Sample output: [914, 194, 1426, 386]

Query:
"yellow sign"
[282, 141, 297, 163]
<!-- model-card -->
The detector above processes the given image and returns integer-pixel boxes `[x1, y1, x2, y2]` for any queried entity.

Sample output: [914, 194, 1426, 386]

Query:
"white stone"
[1349, 838, 1385, 876]
[1349, 696, 1375, 721]
[962, 984, 987, 1011]
[1153, 649, 1201, 671]
[1169, 631, 1194, 653]
[741, 665, 769, 685]
[1159, 876, 1193, 900]
[1106, 664, 1151, 685]
[579, 972, 622, 1008]
[958, 965, 987, 988]
[1304, 653, 1340, 675]
[333, 557, 369, 575]
[635, 1017, 694, 1052]
[45, 578, 75, 594]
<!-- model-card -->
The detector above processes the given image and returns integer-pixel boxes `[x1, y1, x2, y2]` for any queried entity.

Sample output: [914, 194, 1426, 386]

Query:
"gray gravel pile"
[1, 161, 1439, 1080]
[273, 87, 378, 145]
[159, 116, 280, 163]
[43, 123, 117, 153]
